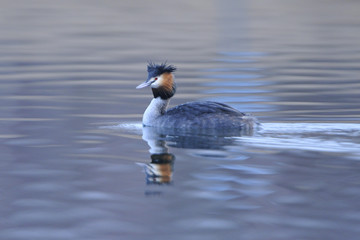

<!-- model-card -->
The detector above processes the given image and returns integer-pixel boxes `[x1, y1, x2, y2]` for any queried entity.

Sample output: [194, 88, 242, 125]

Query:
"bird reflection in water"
[138, 127, 175, 185]
[146, 153, 175, 184]
[139, 126, 256, 185]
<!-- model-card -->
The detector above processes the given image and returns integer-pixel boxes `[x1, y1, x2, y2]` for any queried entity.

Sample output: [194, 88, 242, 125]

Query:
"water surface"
[1, 0, 360, 240]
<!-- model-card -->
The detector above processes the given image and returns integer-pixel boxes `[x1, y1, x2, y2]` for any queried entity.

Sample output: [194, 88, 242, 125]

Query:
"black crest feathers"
[147, 62, 176, 78]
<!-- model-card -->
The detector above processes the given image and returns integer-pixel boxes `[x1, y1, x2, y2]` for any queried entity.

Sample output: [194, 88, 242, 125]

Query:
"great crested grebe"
[136, 62, 258, 130]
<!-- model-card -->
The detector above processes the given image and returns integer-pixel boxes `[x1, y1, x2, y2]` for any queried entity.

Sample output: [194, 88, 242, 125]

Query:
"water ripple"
[216, 164, 275, 175]
[204, 74, 262, 79]
[237, 123, 360, 155]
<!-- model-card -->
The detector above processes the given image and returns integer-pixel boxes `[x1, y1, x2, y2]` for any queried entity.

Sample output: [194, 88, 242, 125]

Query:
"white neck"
[142, 97, 170, 126]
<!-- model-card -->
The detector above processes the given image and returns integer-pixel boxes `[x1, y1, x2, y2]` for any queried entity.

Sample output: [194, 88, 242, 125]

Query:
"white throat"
[142, 97, 170, 126]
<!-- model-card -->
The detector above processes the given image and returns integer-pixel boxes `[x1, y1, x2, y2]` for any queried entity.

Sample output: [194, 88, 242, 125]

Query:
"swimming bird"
[136, 62, 258, 130]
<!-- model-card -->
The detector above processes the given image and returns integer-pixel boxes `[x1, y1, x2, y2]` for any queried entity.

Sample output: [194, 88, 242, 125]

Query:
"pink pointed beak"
[136, 81, 151, 89]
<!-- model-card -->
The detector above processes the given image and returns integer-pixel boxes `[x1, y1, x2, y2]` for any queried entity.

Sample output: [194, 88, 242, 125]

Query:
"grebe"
[136, 62, 258, 130]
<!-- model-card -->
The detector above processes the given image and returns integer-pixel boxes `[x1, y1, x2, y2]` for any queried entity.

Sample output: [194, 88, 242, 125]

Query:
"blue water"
[1, 0, 360, 240]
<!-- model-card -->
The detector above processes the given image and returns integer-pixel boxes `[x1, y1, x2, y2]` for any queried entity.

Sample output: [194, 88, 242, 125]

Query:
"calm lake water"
[1, 0, 360, 239]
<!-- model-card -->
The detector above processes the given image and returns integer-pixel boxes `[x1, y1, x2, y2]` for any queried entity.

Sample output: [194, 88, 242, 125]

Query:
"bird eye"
[154, 78, 158, 80]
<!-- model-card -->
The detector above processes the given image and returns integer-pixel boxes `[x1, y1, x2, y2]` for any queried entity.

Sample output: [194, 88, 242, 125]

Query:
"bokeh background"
[1, 0, 360, 240]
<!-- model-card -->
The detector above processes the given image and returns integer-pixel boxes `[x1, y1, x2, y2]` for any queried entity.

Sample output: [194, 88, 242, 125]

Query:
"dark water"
[1, 0, 360, 239]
